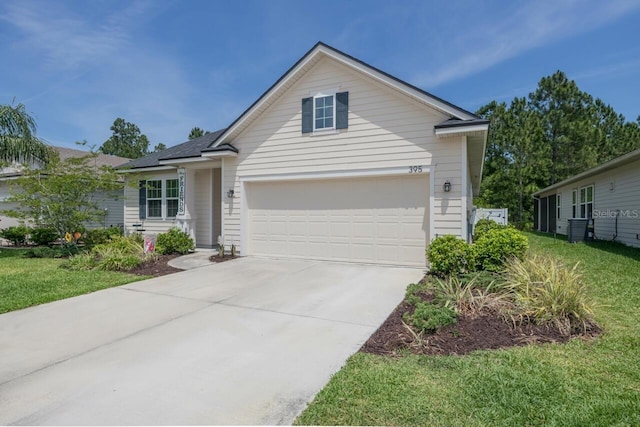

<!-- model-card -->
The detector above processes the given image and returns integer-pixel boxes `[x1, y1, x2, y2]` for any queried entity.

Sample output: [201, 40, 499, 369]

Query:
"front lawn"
[295, 232, 640, 426]
[0, 248, 146, 313]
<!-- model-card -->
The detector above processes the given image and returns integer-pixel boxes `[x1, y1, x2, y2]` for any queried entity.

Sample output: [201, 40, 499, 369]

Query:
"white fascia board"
[212, 48, 322, 148]
[240, 166, 431, 182]
[117, 166, 176, 173]
[158, 157, 217, 166]
[435, 124, 489, 136]
[323, 48, 476, 121]
[201, 151, 238, 158]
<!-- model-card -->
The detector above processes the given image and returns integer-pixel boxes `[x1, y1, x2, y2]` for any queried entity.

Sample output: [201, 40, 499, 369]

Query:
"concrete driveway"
[0, 257, 423, 425]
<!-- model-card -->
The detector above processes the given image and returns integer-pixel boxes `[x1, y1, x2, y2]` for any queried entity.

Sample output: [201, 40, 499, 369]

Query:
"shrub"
[405, 302, 457, 333]
[504, 254, 596, 334]
[427, 235, 475, 277]
[474, 227, 528, 272]
[82, 227, 123, 246]
[30, 227, 59, 246]
[65, 235, 152, 271]
[0, 225, 31, 246]
[473, 218, 506, 242]
[24, 247, 66, 258]
[156, 228, 195, 255]
[62, 253, 98, 270]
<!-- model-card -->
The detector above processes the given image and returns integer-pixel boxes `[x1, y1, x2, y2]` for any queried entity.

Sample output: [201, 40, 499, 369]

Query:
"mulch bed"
[126, 254, 183, 277]
[361, 287, 601, 357]
[208, 254, 238, 263]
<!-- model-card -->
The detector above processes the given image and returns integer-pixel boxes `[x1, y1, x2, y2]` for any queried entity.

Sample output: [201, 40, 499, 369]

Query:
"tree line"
[476, 70, 640, 228]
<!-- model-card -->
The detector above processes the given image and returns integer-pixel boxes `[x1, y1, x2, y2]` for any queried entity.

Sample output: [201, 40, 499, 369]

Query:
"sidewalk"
[167, 248, 217, 270]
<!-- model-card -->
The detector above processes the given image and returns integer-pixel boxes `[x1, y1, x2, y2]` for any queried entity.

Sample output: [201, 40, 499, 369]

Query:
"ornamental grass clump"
[504, 254, 596, 334]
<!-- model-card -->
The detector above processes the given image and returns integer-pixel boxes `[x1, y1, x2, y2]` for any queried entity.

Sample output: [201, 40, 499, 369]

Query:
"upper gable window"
[302, 91, 349, 134]
[314, 95, 334, 130]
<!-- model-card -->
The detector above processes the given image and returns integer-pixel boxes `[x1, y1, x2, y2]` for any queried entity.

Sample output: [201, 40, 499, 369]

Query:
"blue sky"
[1, 0, 640, 150]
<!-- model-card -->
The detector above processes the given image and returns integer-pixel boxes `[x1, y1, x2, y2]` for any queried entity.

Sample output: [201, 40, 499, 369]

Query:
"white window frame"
[146, 178, 181, 220]
[572, 190, 577, 218]
[146, 180, 163, 219]
[313, 93, 336, 132]
[579, 185, 594, 219]
[165, 178, 179, 218]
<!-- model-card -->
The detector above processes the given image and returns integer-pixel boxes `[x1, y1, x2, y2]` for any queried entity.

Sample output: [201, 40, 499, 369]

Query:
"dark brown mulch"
[361, 296, 601, 357]
[126, 254, 183, 277]
[208, 254, 239, 263]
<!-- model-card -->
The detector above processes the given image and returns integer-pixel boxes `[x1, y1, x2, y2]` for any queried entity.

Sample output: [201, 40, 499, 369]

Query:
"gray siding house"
[534, 148, 640, 248]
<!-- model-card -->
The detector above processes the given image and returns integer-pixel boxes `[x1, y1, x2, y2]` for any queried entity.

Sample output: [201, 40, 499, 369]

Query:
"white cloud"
[412, 0, 640, 88]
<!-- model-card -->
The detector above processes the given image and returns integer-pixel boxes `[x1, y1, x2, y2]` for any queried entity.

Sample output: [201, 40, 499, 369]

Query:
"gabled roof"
[55, 146, 130, 167]
[209, 41, 483, 149]
[534, 148, 640, 196]
[1, 146, 130, 178]
[119, 129, 226, 169]
[119, 41, 488, 176]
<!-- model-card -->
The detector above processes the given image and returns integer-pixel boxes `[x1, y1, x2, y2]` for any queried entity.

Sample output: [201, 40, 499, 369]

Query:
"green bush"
[82, 227, 123, 246]
[474, 227, 528, 272]
[156, 228, 195, 255]
[427, 235, 475, 277]
[23, 247, 67, 258]
[64, 235, 152, 271]
[62, 253, 98, 270]
[473, 218, 506, 242]
[0, 225, 31, 246]
[504, 254, 596, 334]
[30, 227, 59, 246]
[405, 302, 457, 333]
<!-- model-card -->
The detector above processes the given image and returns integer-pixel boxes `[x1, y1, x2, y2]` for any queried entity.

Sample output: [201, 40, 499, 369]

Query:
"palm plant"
[0, 103, 51, 165]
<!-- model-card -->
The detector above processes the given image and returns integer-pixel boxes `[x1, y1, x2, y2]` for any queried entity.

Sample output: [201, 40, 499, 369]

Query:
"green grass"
[0, 248, 147, 313]
[296, 232, 640, 426]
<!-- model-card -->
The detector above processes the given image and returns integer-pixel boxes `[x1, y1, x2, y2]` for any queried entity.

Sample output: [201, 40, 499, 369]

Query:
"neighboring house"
[534, 147, 640, 248]
[0, 146, 129, 229]
[120, 42, 489, 267]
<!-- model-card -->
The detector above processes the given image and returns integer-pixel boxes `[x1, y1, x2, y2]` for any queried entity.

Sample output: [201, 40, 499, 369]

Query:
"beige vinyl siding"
[540, 160, 640, 248]
[222, 57, 463, 253]
[124, 171, 178, 236]
[195, 169, 213, 247]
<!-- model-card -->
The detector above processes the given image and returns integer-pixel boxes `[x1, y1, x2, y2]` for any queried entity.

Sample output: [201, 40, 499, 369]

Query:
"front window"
[314, 95, 334, 130]
[166, 179, 179, 218]
[579, 185, 594, 218]
[557, 194, 561, 219]
[572, 190, 577, 218]
[147, 180, 162, 218]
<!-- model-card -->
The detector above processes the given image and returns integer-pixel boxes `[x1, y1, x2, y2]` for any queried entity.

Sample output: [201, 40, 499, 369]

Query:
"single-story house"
[119, 42, 489, 267]
[0, 146, 129, 229]
[534, 147, 640, 248]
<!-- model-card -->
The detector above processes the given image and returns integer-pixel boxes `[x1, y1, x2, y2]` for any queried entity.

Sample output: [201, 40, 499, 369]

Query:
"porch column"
[176, 167, 197, 242]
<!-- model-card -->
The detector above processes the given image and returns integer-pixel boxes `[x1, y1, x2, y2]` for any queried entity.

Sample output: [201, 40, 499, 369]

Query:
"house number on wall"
[409, 165, 423, 173]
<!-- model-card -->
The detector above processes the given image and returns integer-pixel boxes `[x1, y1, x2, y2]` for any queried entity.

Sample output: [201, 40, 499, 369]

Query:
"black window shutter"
[138, 180, 146, 219]
[336, 91, 349, 129]
[301, 97, 313, 133]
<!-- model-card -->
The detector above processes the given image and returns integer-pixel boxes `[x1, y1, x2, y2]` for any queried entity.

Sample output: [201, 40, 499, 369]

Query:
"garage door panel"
[247, 175, 428, 266]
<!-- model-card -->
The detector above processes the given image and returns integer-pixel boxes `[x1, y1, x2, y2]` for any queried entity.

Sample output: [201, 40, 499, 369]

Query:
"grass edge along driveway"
[0, 249, 146, 314]
[295, 232, 640, 426]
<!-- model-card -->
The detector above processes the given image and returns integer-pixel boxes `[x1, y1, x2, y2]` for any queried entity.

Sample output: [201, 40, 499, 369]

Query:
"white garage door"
[246, 174, 428, 266]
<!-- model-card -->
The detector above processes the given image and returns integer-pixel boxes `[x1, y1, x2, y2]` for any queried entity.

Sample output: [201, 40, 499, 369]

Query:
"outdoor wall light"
[226, 189, 235, 198]
[443, 180, 451, 192]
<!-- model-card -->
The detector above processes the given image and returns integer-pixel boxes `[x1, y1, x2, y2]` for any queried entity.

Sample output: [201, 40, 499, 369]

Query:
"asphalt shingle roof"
[119, 129, 227, 169]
